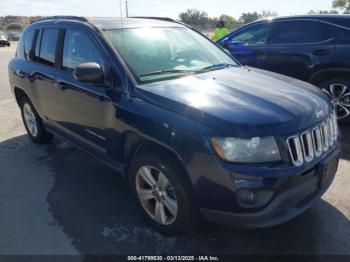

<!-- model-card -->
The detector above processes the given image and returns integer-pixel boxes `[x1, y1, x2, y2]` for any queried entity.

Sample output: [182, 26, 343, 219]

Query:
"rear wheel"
[128, 150, 198, 235]
[20, 96, 54, 143]
[318, 78, 350, 124]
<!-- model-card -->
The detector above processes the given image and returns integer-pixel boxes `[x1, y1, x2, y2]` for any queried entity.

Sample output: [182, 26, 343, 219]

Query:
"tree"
[333, 0, 350, 12]
[6, 24, 23, 30]
[239, 12, 260, 24]
[261, 10, 278, 17]
[308, 9, 339, 14]
[179, 9, 209, 27]
[238, 10, 277, 24]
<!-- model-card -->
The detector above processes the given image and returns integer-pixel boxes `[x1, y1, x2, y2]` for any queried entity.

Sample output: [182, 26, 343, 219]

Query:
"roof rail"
[130, 16, 176, 22]
[31, 16, 88, 24]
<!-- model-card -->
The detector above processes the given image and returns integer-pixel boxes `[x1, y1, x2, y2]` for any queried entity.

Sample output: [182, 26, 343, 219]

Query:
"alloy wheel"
[322, 84, 350, 120]
[135, 166, 178, 225]
[23, 103, 38, 137]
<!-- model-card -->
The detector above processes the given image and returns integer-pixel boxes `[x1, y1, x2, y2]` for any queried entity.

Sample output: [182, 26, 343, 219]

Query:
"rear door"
[264, 20, 336, 81]
[221, 22, 272, 69]
[333, 24, 350, 70]
[31, 28, 60, 118]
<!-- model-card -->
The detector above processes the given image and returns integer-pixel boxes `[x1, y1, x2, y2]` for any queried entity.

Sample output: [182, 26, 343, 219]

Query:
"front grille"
[287, 114, 338, 166]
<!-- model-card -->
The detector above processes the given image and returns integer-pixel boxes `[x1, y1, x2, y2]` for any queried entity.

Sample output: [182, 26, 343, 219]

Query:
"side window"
[269, 21, 331, 44]
[35, 30, 42, 58]
[336, 27, 350, 44]
[62, 30, 105, 73]
[230, 23, 272, 46]
[16, 35, 25, 60]
[24, 30, 35, 60]
[35, 29, 58, 66]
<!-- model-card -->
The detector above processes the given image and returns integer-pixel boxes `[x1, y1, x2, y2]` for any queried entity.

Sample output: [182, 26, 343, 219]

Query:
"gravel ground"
[0, 43, 349, 256]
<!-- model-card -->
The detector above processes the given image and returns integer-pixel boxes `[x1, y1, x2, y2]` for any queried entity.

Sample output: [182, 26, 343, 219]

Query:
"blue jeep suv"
[217, 15, 350, 122]
[8, 16, 341, 235]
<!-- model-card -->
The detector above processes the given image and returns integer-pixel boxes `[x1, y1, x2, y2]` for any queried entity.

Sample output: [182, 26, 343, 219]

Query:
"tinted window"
[16, 35, 25, 60]
[62, 30, 104, 73]
[24, 30, 35, 60]
[269, 21, 331, 44]
[35, 30, 42, 58]
[36, 29, 58, 66]
[336, 27, 350, 44]
[230, 23, 272, 45]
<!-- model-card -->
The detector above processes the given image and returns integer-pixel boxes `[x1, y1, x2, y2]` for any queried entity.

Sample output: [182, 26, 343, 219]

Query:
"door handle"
[55, 81, 68, 91]
[253, 50, 264, 55]
[312, 49, 330, 56]
[99, 95, 106, 102]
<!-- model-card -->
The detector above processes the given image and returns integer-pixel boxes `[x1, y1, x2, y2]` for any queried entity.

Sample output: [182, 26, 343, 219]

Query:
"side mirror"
[73, 62, 104, 83]
[221, 39, 229, 48]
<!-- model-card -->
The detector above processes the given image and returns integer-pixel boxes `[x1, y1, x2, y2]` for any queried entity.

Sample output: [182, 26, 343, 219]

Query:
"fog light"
[237, 189, 256, 205]
[237, 189, 274, 208]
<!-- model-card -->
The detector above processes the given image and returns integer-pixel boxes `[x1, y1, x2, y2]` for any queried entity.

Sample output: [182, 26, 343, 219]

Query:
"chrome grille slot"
[301, 132, 314, 162]
[287, 115, 338, 166]
[287, 136, 304, 167]
[328, 118, 335, 146]
[332, 114, 339, 139]
[321, 123, 329, 152]
[312, 127, 323, 157]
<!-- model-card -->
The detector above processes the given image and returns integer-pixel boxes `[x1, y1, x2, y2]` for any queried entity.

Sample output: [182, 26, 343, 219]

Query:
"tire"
[7, 42, 10, 47]
[318, 78, 350, 125]
[20, 96, 54, 143]
[128, 149, 199, 235]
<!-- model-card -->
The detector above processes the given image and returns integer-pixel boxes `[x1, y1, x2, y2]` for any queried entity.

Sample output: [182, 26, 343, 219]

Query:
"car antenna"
[119, 0, 131, 99]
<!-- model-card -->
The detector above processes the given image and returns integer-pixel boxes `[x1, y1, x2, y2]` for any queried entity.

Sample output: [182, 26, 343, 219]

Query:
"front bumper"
[199, 147, 341, 228]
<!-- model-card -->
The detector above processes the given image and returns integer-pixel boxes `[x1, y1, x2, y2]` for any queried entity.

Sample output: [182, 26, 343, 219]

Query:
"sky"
[0, 0, 334, 19]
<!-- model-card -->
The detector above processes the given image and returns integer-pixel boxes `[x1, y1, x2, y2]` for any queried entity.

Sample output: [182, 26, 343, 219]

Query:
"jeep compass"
[8, 16, 341, 235]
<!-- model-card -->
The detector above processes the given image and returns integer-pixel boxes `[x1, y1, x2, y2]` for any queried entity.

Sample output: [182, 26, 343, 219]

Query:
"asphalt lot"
[0, 43, 350, 256]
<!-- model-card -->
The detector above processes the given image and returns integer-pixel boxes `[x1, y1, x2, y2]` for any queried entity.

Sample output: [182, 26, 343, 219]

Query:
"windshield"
[106, 27, 238, 83]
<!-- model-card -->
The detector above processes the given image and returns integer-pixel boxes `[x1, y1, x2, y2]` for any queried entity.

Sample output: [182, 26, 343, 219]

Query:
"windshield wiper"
[198, 63, 237, 72]
[138, 64, 236, 79]
[139, 69, 196, 78]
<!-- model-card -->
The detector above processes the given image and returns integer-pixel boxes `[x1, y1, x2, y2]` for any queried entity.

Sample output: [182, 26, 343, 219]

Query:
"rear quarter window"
[16, 35, 25, 59]
[16, 30, 34, 60]
[24, 30, 35, 60]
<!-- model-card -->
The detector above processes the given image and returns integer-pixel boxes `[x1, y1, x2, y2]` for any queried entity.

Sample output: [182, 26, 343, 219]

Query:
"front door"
[53, 28, 116, 157]
[222, 22, 272, 69]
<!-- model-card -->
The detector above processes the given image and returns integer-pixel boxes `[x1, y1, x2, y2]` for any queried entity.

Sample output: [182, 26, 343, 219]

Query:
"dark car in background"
[8, 16, 341, 235]
[0, 33, 10, 47]
[7, 31, 21, 41]
[217, 15, 350, 122]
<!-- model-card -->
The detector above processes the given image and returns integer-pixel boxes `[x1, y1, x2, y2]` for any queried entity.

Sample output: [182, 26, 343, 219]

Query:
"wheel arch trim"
[309, 68, 350, 84]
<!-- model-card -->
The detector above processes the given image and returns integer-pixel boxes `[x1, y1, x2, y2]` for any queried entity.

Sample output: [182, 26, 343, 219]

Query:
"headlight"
[211, 136, 281, 163]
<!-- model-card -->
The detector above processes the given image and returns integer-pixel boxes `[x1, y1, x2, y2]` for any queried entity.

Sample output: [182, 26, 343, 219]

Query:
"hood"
[135, 67, 332, 137]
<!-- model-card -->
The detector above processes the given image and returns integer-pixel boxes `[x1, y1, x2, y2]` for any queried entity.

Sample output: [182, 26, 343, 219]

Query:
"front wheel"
[319, 78, 350, 124]
[128, 150, 198, 235]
